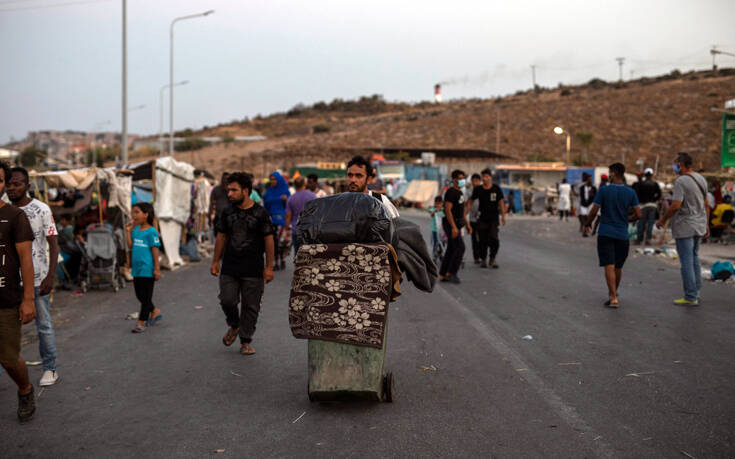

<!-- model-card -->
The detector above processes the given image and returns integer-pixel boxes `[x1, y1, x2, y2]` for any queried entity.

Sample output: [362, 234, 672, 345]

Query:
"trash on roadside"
[25, 360, 42, 366]
[214, 449, 225, 454]
[558, 362, 582, 366]
[624, 371, 655, 377]
[292, 411, 306, 424]
[194, 305, 204, 310]
[711, 261, 734, 281]
[230, 370, 242, 377]
[522, 335, 533, 340]
[421, 365, 438, 371]
[126, 312, 139, 320]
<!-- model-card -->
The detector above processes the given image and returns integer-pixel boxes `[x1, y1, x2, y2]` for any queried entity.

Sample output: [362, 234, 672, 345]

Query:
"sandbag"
[296, 193, 393, 245]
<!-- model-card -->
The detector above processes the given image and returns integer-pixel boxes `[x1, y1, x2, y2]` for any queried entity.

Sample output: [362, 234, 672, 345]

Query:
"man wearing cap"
[635, 168, 662, 245]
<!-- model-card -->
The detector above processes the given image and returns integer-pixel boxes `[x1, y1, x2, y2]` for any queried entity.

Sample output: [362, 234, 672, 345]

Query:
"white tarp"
[158, 219, 185, 270]
[154, 156, 194, 225]
[402, 180, 439, 207]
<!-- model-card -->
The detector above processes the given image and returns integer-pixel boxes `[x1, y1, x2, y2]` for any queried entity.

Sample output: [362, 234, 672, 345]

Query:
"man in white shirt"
[6, 167, 60, 387]
[346, 156, 399, 219]
[307, 173, 328, 199]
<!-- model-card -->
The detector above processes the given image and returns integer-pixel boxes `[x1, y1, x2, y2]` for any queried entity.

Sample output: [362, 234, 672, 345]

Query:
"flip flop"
[147, 314, 163, 326]
[240, 343, 256, 355]
[604, 300, 619, 308]
[131, 324, 146, 333]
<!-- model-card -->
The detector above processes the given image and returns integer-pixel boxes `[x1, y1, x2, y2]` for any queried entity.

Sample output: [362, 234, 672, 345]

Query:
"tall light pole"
[121, 0, 128, 166]
[554, 126, 571, 165]
[615, 57, 625, 82]
[169, 10, 214, 157]
[160, 80, 189, 153]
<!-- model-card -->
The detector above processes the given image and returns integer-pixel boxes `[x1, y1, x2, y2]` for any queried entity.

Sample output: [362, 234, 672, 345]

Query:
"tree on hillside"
[20, 146, 44, 167]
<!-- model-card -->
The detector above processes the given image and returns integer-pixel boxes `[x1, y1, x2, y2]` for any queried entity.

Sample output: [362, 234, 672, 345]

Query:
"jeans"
[475, 221, 500, 261]
[133, 277, 156, 322]
[439, 222, 465, 276]
[675, 236, 702, 301]
[637, 206, 657, 242]
[219, 274, 264, 343]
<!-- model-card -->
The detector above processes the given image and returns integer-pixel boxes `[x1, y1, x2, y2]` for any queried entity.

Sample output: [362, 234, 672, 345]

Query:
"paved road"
[2, 213, 733, 458]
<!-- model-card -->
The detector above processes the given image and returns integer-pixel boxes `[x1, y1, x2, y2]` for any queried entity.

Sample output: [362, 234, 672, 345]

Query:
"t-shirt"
[429, 207, 444, 233]
[442, 187, 465, 228]
[592, 183, 639, 240]
[216, 203, 276, 278]
[286, 190, 317, 230]
[20, 199, 57, 287]
[712, 203, 734, 226]
[131, 226, 161, 278]
[0, 204, 34, 308]
[210, 185, 230, 215]
[250, 190, 262, 204]
[471, 185, 504, 224]
[671, 173, 708, 239]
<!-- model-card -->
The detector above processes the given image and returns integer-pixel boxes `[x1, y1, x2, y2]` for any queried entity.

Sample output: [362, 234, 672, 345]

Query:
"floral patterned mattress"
[289, 243, 393, 348]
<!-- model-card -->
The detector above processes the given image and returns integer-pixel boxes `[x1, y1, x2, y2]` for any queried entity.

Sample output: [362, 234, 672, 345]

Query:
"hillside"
[160, 69, 735, 177]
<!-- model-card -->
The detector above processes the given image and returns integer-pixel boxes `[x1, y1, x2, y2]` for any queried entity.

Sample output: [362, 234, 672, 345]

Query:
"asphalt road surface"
[1, 213, 733, 458]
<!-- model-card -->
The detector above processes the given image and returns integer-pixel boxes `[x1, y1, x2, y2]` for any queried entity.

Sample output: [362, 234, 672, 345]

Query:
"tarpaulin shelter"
[401, 180, 439, 207]
[152, 156, 195, 269]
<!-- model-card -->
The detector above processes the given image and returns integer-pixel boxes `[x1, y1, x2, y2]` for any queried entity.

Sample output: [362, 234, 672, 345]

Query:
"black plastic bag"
[296, 193, 393, 245]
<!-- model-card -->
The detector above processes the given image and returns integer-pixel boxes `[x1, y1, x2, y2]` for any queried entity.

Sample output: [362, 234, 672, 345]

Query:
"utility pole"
[616, 57, 625, 82]
[711, 47, 735, 72]
[530, 65, 537, 89]
[495, 107, 500, 154]
[121, 0, 128, 167]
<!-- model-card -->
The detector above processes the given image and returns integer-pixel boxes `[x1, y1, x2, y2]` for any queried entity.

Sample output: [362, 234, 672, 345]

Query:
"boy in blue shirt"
[585, 163, 641, 308]
[429, 196, 445, 257]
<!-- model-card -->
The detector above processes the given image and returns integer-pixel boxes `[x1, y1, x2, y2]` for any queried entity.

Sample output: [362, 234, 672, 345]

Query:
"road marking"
[438, 286, 617, 458]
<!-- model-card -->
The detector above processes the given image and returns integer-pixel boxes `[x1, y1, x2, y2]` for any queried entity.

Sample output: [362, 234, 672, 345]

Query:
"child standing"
[125, 203, 162, 333]
[429, 196, 445, 257]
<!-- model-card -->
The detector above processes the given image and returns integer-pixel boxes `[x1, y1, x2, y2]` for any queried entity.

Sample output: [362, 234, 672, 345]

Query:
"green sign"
[723, 113, 735, 167]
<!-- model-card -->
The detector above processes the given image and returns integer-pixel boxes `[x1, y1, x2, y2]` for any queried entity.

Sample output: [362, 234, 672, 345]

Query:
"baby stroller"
[79, 224, 126, 293]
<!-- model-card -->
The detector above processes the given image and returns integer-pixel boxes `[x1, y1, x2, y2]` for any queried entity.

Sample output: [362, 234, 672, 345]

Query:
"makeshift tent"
[401, 180, 439, 207]
[153, 156, 195, 269]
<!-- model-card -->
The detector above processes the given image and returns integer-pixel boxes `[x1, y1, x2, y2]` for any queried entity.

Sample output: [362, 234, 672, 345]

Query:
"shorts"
[0, 307, 21, 365]
[597, 235, 629, 268]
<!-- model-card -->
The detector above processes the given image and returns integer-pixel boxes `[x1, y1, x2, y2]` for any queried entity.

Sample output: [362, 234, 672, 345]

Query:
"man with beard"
[211, 172, 275, 355]
[346, 155, 399, 219]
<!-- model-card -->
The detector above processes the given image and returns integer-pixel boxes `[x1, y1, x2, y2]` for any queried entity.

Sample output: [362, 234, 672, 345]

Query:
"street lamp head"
[553, 126, 564, 135]
[203, 9, 215, 16]
[180, 80, 189, 85]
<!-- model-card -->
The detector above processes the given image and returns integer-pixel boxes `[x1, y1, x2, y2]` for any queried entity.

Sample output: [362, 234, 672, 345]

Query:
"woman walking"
[263, 171, 290, 270]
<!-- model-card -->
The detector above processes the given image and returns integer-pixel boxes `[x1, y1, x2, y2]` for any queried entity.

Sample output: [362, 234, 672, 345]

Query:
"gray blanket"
[394, 218, 437, 292]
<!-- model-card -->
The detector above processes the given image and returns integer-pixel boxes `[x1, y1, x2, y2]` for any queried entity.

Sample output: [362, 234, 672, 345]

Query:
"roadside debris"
[522, 335, 533, 340]
[634, 247, 678, 259]
[558, 362, 582, 366]
[421, 365, 438, 371]
[292, 411, 306, 424]
[25, 360, 42, 366]
[194, 306, 204, 310]
[214, 449, 225, 453]
[624, 371, 655, 377]
[126, 312, 139, 320]
[230, 370, 242, 377]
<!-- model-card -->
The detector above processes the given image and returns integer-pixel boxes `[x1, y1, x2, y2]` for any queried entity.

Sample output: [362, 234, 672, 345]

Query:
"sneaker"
[18, 386, 35, 423]
[39, 370, 59, 387]
[673, 298, 699, 306]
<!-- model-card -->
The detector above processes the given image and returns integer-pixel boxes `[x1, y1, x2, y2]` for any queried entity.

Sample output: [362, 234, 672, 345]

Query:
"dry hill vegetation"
[165, 69, 735, 176]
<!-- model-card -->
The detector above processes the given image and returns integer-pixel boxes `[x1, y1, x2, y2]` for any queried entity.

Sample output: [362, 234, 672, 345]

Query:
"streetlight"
[553, 126, 571, 165]
[160, 80, 189, 153]
[169, 10, 214, 157]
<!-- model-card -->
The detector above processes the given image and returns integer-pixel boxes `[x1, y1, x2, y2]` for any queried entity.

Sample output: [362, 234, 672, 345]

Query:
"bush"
[312, 124, 331, 134]
[175, 137, 208, 152]
[222, 134, 235, 144]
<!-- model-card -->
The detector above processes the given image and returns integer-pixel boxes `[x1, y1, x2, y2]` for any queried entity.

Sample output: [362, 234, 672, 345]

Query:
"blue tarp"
[500, 187, 523, 213]
[131, 186, 153, 204]
[405, 165, 441, 181]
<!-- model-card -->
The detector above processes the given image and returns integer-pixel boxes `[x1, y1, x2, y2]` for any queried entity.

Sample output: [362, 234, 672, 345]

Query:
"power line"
[0, 0, 111, 12]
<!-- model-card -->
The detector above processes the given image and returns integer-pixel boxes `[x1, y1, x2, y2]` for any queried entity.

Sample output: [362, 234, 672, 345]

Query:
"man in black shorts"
[0, 161, 37, 422]
[467, 168, 506, 268]
[585, 163, 641, 308]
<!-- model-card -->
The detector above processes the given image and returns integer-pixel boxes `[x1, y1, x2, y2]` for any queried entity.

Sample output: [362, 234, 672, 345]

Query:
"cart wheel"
[382, 372, 394, 403]
[80, 281, 88, 293]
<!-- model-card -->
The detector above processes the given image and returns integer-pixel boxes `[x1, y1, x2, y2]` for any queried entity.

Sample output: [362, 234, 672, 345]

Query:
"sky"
[1, 0, 734, 144]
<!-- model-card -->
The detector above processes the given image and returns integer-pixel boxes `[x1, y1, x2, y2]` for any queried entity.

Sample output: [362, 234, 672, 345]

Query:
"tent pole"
[95, 171, 104, 224]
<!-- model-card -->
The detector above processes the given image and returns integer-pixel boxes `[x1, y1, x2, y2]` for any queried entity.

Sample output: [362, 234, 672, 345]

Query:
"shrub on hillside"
[175, 137, 208, 152]
[312, 124, 331, 134]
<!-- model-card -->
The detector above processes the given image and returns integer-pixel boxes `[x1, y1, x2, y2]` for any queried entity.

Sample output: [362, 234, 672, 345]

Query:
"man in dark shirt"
[439, 169, 471, 284]
[0, 161, 37, 423]
[467, 168, 506, 269]
[209, 172, 231, 233]
[211, 172, 275, 355]
[635, 168, 662, 245]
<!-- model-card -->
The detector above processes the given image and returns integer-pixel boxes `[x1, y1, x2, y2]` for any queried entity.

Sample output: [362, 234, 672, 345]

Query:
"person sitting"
[710, 195, 734, 240]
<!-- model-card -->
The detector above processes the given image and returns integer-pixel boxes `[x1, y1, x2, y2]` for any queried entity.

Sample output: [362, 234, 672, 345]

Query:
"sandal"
[131, 324, 146, 333]
[240, 343, 256, 355]
[604, 299, 619, 308]
[222, 328, 240, 346]
[147, 313, 163, 326]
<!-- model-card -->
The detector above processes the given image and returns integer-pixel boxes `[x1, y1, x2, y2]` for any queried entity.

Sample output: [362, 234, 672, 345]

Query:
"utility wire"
[0, 0, 112, 12]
